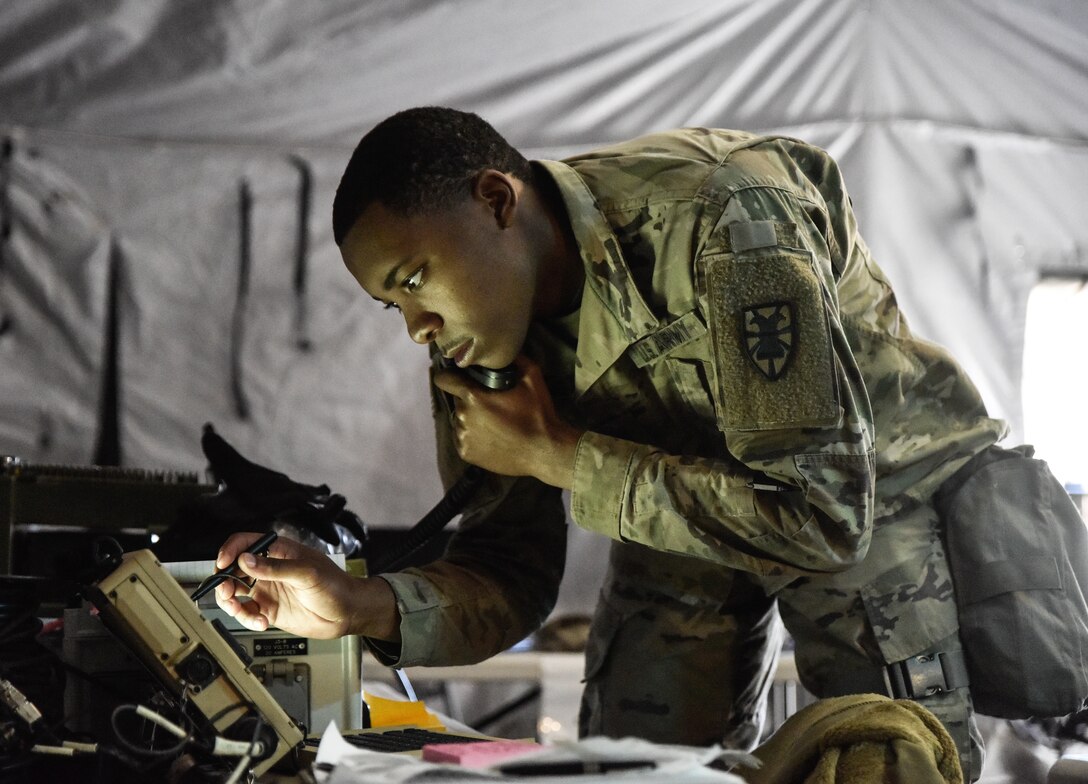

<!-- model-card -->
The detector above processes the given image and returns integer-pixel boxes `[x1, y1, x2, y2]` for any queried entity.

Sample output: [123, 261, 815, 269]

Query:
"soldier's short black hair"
[332, 106, 532, 245]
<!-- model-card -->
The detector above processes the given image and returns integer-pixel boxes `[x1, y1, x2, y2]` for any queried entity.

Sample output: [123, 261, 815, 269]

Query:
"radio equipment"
[85, 549, 304, 777]
[1, 456, 213, 575]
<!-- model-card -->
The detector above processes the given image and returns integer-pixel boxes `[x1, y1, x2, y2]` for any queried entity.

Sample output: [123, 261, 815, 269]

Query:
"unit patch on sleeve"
[706, 245, 840, 431]
[743, 302, 794, 380]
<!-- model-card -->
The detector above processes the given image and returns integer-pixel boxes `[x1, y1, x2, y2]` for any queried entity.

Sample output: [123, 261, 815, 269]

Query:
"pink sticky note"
[422, 739, 541, 768]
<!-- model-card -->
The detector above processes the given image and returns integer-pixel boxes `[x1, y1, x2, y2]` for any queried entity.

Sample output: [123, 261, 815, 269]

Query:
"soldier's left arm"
[570, 163, 877, 579]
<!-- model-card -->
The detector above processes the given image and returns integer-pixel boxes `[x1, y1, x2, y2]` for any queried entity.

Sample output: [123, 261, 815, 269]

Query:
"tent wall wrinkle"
[0, 1, 1085, 586]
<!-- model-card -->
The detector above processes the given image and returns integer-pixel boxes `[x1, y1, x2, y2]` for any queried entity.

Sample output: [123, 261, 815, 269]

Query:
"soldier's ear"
[473, 169, 519, 229]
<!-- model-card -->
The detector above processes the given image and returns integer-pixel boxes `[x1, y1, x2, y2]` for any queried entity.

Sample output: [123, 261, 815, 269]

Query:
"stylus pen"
[189, 531, 278, 602]
[497, 759, 656, 777]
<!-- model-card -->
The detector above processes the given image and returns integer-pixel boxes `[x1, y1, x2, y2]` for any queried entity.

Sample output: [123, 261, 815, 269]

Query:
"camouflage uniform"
[368, 129, 1007, 779]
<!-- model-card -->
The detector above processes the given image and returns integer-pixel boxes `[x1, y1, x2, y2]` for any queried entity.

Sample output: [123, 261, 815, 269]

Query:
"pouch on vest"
[936, 444, 1088, 718]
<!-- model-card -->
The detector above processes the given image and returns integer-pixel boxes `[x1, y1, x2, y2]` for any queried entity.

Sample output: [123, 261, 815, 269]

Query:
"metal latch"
[885, 653, 948, 699]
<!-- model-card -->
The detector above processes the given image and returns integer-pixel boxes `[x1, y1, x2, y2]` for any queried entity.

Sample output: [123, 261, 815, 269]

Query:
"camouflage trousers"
[578, 543, 782, 751]
[578, 500, 983, 780]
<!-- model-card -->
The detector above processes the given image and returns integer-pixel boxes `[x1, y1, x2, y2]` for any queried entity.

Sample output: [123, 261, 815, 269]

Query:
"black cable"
[87, 537, 125, 582]
[366, 362, 519, 572]
[190, 571, 253, 602]
[0, 579, 63, 743]
[0, 605, 35, 652]
[109, 704, 190, 759]
[367, 466, 486, 574]
[0, 754, 35, 782]
[243, 711, 266, 762]
[49, 655, 148, 706]
[469, 685, 542, 734]
[205, 700, 251, 728]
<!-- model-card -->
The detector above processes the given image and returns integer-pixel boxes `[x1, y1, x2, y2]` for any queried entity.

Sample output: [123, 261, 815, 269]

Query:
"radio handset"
[369, 360, 518, 574]
[437, 355, 518, 392]
[460, 363, 518, 391]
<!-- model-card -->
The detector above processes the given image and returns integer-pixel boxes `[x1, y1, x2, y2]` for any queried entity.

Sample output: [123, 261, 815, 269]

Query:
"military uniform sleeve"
[570, 173, 876, 579]
[364, 368, 568, 668]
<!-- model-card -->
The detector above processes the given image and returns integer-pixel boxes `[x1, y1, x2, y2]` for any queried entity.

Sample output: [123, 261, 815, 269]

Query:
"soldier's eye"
[403, 268, 423, 292]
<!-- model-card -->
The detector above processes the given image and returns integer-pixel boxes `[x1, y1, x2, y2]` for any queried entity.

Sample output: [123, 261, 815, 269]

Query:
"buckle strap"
[883, 649, 970, 700]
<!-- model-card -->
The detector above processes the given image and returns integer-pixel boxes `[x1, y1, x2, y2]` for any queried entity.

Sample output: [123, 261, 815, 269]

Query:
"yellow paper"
[363, 691, 444, 729]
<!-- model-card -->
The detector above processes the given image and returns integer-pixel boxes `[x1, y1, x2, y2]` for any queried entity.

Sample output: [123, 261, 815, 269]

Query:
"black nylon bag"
[937, 444, 1088, 719]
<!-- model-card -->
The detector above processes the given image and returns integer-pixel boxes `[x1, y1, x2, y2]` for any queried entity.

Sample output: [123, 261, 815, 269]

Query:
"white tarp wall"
[2, 1, 1087, 605]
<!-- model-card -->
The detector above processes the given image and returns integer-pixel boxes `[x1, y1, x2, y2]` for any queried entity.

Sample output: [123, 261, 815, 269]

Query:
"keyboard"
[304, 727, 486, 754]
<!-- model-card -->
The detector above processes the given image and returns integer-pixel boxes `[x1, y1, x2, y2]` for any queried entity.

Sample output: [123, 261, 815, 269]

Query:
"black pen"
[496, 759, 656, 777]
[189, 531, 278, 602]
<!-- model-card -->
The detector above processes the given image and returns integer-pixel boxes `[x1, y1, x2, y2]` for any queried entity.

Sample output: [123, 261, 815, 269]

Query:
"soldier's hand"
[433, 354, 580, 488]
[214, 532, 399, 641]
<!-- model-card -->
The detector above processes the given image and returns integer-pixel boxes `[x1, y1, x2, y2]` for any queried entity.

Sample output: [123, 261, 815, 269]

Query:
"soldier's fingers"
[511, 353, 538, 374]
[215, 579, 237, 603]
[234, 551, 323, 592]
[516, 355, 557, 396]
[227, 599, 271, 632]
[215, 532, 268, 570]
[214, 591, 241, 615]
[433, 369, 471, 398]
[217, 531, 304, 571]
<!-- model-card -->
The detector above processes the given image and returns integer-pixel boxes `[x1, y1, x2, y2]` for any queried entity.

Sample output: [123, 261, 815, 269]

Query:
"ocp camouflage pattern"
[367, 129, 1006, 778]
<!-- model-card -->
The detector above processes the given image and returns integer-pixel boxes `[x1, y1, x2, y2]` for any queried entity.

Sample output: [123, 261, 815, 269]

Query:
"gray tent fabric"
[1, 0, 1087, 544]
[1, 141, 110, 457]
[2, 10, 1087, 778]
[3, 1, 1087, 144]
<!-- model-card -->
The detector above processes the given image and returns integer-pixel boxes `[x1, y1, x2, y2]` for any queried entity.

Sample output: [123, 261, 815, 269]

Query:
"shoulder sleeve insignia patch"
[706, 249, 839, 431]
[743, 302, 794, 380]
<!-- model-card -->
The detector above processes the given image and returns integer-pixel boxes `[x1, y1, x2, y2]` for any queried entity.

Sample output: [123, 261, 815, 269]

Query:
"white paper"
[314, 726, 757, 784]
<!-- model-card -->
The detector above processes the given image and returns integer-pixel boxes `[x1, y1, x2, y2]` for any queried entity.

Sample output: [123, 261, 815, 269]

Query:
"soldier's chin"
[480, 343, 522, 370]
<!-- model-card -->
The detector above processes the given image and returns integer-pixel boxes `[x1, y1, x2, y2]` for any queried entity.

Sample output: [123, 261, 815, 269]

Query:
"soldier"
[215, 107, 1007, 780]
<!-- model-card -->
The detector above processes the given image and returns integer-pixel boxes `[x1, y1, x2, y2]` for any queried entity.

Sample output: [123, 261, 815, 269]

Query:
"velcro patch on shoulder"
[729, 221, 778, 252]
[707, 250, 839, 430]
[723, 221, 800, 253]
